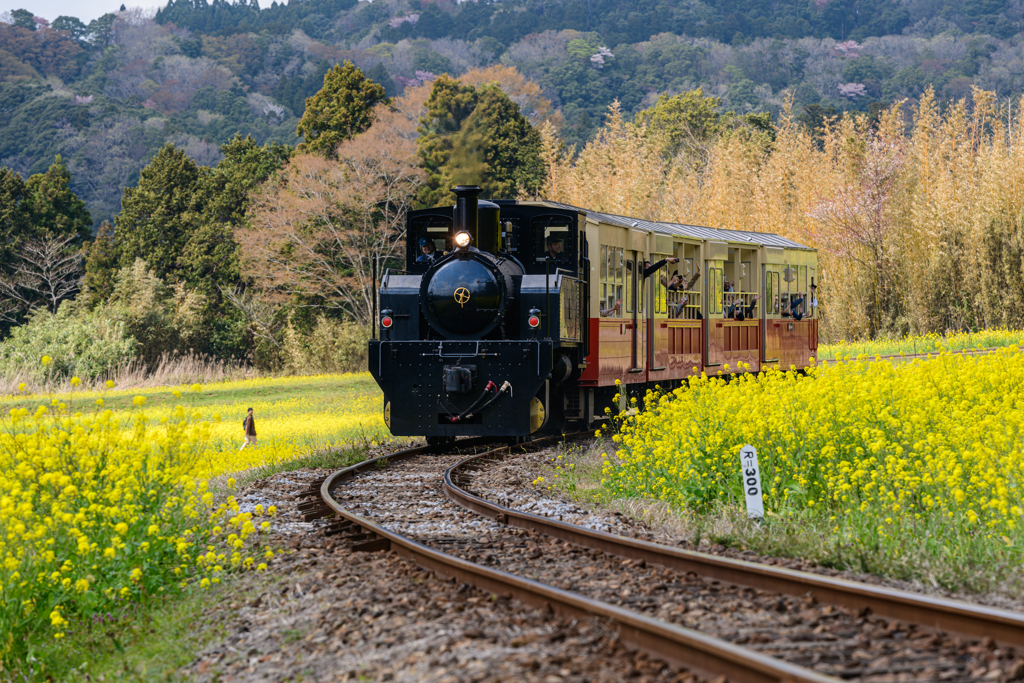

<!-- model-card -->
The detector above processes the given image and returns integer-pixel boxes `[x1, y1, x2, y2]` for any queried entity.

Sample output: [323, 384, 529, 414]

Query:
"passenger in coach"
[666, 263, 700, 292]
[668, 265, 702, 318]
[601, 299, 622, 316]
[728, 294, 760, 321]
[789, 294, 807, 320]
[643, 256, 679, 279]
[675, 293, 703, 320]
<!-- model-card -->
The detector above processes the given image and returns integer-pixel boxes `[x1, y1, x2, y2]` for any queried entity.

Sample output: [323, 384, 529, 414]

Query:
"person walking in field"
[240, 407, 257, 450]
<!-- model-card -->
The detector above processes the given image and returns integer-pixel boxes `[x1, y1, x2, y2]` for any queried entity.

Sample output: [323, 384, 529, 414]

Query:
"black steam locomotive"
[368, 186, 589, 443]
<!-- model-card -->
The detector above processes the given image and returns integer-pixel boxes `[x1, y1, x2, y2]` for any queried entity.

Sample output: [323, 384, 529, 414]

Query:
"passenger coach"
[368, 187, 817, 442]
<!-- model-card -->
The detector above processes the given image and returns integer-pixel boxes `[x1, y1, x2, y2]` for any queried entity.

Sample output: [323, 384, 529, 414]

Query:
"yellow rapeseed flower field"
[602, 349, 1024, 585]
[0, 371, 389, 674]
[817, 327, 1024, 360]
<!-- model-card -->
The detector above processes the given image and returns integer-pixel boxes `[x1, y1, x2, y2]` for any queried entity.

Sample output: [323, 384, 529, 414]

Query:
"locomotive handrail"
[435, 340, 482, 358]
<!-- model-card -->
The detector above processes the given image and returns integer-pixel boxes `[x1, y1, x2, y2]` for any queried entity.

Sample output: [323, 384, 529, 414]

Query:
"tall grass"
[540, 87, 1024, 343]
[0, 352, 256, 396]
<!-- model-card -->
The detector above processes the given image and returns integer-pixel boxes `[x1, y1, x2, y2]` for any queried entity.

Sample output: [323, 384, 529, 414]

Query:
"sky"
[0, 0, 168, 23]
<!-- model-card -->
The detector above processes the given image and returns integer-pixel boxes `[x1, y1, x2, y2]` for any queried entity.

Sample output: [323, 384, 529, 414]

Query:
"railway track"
[299, 436, 1024, 683]
[816, 345, 1011, 366]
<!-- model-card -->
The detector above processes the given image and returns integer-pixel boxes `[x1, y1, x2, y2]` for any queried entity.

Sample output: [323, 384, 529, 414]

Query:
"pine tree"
[296, 61, 389, 160]
[114, 144, 203, 281]
[22, 155, 92, 244]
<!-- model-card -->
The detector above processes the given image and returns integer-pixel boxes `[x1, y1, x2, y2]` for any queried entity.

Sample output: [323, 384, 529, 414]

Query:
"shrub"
[281, 314, 370, 375]
[0, 305, 136, 383]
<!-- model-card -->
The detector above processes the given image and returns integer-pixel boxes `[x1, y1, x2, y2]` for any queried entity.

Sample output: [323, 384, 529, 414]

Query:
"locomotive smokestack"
[453, 185, 481, 247]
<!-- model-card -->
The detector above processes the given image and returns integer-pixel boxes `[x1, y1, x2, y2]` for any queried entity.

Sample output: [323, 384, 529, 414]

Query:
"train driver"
[546, 234, 567, 260]
[417, 237, 437, 263]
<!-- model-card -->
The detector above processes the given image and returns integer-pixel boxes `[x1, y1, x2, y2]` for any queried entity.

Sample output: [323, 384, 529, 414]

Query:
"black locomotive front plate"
[369, 339, 554, 437]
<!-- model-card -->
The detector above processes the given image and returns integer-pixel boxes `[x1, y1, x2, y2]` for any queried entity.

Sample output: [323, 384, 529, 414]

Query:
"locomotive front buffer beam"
[369, 339, 555, 438]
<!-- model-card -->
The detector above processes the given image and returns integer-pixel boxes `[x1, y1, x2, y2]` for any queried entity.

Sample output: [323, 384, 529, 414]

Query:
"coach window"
[625, 259, 635, 313]
[600, 244, 608, 314]
[599, 246, 624, 317]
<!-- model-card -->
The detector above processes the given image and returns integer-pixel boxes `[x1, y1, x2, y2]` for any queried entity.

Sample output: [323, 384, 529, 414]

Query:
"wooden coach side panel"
[666, 320, 703, 377]
[578, 318, 633, 386]
[706, 320, 761, 373]
[764, 319, 817, 369]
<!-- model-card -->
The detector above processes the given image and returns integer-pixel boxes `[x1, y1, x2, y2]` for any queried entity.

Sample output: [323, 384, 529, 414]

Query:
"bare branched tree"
[806, 136, 907, 334]
[239, 102, 424, 326]
[221, 284, 282, 349]
[0, 235, 84, 322]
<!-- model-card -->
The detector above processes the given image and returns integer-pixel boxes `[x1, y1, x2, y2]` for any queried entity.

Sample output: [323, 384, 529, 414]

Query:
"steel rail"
[315, 438, 839, 683]
[442, 450, 1024, 648]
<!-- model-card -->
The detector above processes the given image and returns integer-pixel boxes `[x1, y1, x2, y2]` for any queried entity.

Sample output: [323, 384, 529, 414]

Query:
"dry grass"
[0, 351, 256, 395]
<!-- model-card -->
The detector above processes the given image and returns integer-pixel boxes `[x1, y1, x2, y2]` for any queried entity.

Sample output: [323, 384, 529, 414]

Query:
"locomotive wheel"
[426, 436, 455, 447]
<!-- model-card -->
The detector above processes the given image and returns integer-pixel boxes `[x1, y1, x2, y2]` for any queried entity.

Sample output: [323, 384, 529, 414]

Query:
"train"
[368, 186, 817, 443]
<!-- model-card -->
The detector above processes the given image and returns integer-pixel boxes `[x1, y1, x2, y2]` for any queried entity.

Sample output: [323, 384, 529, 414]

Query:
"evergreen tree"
[416, 77, 544, 206]
[10, 9, 35, 30]
[634, 89, 774, 160]
[0, 167, 29, 267]
[181, 134, 291, 297]
[448, 85, 544, 200]
[114, 144, 203, 281]
[296, 61, 389, 160]
[416, 75, 479, 207]
[634, 89, 728, 158]
[22, 155, 92, 244]
[81, 220, 117, 305]
[366, 62, 397, 98]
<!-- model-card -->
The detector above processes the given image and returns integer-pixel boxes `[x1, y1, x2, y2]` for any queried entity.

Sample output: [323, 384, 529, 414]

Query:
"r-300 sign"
[740, 444, 763, 520]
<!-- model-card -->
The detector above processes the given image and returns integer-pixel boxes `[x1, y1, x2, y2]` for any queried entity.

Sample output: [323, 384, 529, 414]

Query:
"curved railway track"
[443, 447, 1024, 649]
[298, 435, 1024, 683]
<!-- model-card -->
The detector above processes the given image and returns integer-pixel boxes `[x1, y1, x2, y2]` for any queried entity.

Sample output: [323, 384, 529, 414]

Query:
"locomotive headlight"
[454, 231, 472, 248]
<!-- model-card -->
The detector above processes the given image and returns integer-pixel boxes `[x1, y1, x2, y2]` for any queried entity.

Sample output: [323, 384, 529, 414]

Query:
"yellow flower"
[70, 377, 81, 387]
[41, 355, 52, 366]
[17, 382, 27, 393]
[132, 395, 147, 407]
[105, 380, 116, 388]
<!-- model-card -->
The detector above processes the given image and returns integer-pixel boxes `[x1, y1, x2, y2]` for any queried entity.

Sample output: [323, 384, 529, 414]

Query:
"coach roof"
[533, 200, 813, 251]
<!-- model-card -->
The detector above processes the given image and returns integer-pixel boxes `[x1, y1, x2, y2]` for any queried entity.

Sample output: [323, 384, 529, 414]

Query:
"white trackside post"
[740, 444, 764, 520]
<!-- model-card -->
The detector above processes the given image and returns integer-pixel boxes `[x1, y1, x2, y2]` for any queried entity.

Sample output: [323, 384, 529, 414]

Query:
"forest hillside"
[3, 0, 1024, 225]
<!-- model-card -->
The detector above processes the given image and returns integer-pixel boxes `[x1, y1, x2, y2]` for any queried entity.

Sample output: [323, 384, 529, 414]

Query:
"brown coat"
[244, 414, 256, 436]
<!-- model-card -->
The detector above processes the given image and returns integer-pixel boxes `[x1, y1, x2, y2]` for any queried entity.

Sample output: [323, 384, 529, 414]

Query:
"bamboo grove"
[540, 87, 1024, 343]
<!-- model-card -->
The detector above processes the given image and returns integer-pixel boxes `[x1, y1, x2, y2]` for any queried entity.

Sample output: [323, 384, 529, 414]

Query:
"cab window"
[533, 215, 573, 263]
